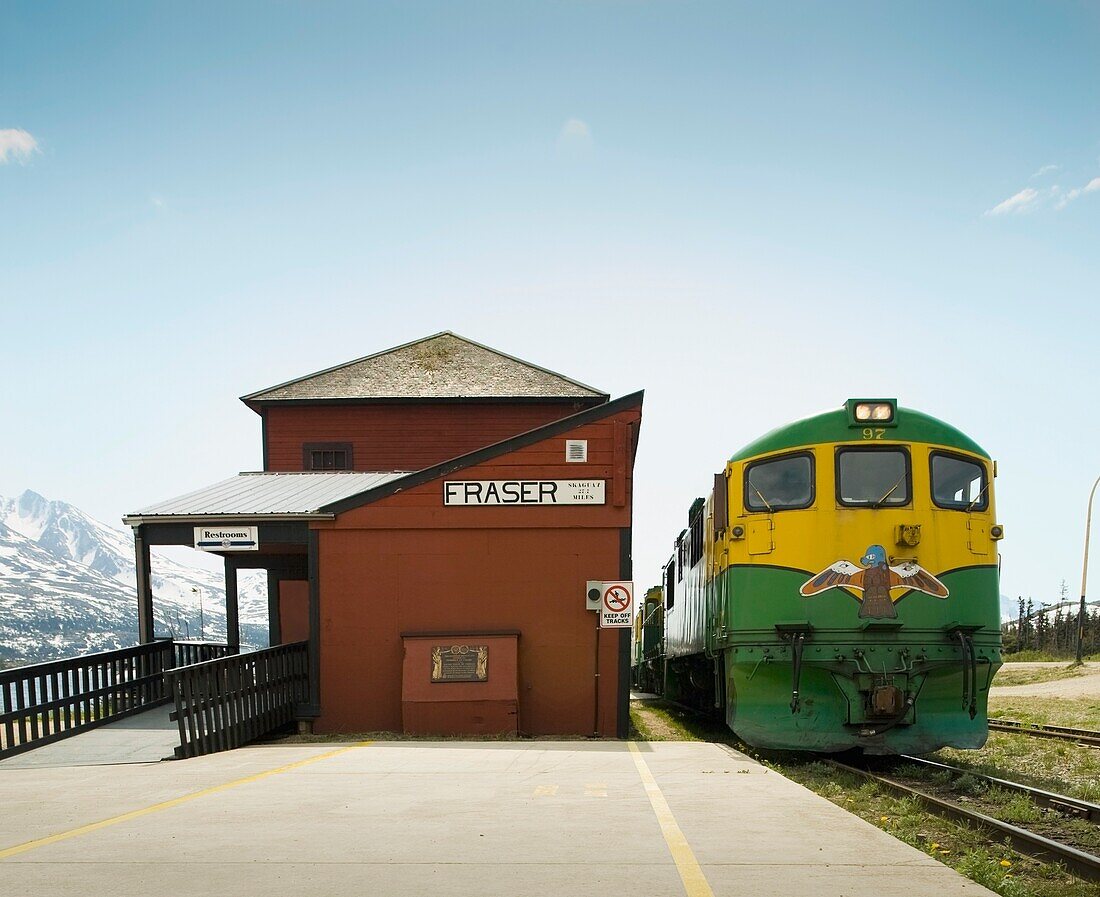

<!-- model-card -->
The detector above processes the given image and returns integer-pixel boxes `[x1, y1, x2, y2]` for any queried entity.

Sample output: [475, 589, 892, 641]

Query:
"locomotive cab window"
[836, 447, 910, 507]
[931, 452, 988, 511]
[744, 453, 814, 512]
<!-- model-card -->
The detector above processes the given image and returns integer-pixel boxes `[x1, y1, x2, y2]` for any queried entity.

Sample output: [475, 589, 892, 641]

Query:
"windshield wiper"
[872, 475, 907, 508]
[965, 482, 991, 512]
[748, 479, 774, 513]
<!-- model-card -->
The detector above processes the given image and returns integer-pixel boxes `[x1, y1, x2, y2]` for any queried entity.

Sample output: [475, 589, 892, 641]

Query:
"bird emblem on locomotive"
[800, 544, 949, 619]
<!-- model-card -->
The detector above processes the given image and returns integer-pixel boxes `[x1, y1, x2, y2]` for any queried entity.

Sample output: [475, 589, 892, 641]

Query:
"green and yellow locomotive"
[649, 399, 1003, 754]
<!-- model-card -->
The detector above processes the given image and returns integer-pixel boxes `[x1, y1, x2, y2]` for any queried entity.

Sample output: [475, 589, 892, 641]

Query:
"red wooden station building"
[123, 333, 643, 738]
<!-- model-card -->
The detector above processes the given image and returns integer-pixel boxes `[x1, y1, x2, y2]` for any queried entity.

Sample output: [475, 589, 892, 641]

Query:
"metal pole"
[1077, 475, 1100, 664]
[593, 617, 601, 737]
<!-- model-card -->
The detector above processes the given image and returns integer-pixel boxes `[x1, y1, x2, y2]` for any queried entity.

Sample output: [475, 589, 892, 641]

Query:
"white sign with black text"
[600, 581, 634, 628]
[194, 526, 259, 552]
[443, 480, 605, 506]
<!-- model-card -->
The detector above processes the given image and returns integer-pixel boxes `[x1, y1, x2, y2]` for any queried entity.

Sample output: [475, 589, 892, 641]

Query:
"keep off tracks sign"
[600, 581, 634, 628]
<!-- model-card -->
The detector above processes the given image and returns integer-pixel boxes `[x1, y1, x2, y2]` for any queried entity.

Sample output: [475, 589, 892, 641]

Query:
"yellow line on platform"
[0, 741, 374, 860]
[629, 742, 715, 897]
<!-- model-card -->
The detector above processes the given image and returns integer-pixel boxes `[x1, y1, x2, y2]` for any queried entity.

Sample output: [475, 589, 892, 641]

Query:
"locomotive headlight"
[855, 402, 893, 422]
[847, 398, 897, 427]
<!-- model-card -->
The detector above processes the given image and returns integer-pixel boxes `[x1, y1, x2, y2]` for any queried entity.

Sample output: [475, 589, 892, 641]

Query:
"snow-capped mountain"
[0, 490, 268, 666]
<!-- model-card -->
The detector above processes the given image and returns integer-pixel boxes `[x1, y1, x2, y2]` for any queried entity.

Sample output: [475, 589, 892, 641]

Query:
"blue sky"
[2, 2, 1099, 606]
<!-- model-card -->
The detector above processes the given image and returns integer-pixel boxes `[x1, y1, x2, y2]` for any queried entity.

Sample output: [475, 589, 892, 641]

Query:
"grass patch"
[992, 665, 1092, 687]
[1002, 651, 1083, 663]
[933, 728, 1100, 803]
[629, 700, 728, 742]
[989, 696, 1100, 730]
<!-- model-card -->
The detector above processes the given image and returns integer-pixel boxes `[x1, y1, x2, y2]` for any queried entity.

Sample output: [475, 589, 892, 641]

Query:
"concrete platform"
[0, 740, 996, 897]
[0, 704, 179, 769]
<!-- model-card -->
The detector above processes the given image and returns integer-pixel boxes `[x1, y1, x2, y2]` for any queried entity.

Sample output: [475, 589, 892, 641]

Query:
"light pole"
[192, 587, 206, 642]
[1077, 475, 1100, 664]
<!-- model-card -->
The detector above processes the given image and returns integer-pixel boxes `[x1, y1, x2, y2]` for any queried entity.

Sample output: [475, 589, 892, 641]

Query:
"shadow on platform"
[0, 704, 178, 769]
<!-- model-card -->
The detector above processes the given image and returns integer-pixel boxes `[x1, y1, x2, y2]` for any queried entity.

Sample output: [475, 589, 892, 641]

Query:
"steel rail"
[989, 718, 1100, 747]
[895, 755, 1100, 822]
[826, 759, 1100, 882]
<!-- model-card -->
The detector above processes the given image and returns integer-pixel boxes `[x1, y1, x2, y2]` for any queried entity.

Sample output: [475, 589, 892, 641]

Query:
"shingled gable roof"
[316, 389, 644, 516]
[240, 332, 609, 409]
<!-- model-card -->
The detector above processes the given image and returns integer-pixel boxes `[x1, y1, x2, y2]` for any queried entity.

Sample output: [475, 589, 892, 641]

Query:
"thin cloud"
[1055, 176, 1100, 210]
[0, 128, 39, 164]
[1030, 164, 1058, 179]
[985, 187, 1043, 216]
[556, 118, 593, 156]
[986, 175, 1100, 216]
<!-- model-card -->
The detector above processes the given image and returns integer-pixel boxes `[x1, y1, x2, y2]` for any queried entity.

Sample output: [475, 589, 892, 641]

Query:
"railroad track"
[828, 756, 1100, 881]
[989, 718, 1100, 747]
[894, 755, 1100, 822]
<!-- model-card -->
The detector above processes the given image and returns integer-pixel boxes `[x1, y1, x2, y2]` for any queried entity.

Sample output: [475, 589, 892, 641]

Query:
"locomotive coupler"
[775, 623, 813, 714]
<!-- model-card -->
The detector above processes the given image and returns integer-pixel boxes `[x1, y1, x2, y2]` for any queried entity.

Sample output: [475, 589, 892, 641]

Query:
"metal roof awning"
[122, 471, 409, 524]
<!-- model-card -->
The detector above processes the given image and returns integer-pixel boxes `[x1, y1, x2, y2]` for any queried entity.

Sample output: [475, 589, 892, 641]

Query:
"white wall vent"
[565, 439, 588, 463]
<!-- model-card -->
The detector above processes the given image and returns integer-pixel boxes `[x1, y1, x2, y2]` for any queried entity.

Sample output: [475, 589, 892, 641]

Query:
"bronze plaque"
[431, 644, 488, 682]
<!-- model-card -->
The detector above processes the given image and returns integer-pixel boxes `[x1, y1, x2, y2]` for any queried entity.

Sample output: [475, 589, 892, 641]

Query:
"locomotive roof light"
[846, 398, 898, 427]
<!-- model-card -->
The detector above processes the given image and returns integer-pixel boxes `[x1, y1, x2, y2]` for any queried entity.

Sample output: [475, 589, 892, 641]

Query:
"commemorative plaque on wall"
[431, 644, 488, 682]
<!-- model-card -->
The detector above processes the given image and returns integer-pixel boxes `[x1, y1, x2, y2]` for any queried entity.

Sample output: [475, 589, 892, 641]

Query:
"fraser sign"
[443, 480, 605, 506]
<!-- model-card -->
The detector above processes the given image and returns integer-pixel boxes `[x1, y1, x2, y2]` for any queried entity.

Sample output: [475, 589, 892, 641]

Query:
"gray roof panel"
[124, 471, 408, 522]
[240, 332, 607, 403]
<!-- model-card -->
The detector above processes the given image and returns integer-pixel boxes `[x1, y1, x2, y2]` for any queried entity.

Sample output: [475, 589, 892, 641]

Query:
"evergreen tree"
[1016, 597, 1026, 653]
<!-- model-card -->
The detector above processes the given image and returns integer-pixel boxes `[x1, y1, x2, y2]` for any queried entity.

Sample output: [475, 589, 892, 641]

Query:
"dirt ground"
[991, 661, 1100, 698]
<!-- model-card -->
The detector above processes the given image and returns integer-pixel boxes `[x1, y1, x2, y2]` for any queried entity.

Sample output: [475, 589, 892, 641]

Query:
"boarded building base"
[401, 633, 519, 736]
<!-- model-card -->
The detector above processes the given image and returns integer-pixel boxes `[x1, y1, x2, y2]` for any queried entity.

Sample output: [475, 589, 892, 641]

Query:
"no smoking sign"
[599, 581, 634, 628]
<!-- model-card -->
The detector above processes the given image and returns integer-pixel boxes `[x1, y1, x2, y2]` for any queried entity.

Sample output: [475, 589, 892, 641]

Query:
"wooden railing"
[0, 641, 175, 759]
[166, 642, 309, 759]
[173, 640, 238, 667]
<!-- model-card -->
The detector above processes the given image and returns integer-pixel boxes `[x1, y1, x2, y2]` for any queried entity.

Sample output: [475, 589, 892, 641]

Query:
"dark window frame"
[834, 445, 912, 509]
[689, 511, 704, 566]
[664, 559, 676, 609]
[303, 442, 354, 471]
[743, 451, 816, 513]
[929, 450, 989, 512]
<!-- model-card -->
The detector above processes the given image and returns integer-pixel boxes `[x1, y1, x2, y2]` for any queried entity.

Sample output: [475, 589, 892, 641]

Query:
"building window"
[303, 443, 354, 471]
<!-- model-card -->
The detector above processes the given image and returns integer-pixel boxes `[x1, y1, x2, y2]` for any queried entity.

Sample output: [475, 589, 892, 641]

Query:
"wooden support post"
[134, 527, 155, 644]
[224, 558, 240, 650]
[307, 530, 322, 713]
[267, 571, 282, 647]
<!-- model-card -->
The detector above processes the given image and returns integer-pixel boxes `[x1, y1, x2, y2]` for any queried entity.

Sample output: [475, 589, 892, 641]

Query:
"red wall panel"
[311, 405, 641, 737]
[264, 402, 590, 472]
